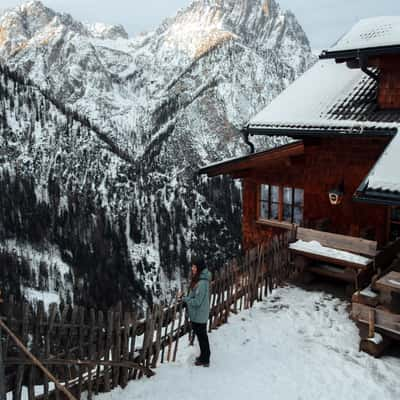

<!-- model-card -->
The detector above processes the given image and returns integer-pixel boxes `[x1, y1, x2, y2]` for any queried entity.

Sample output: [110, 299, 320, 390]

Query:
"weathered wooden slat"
[94, 310, 104, 395]
[167, 303, 177, 362]
[137, 308, 152, 379]
[103, 310, 114, 392]
[375, 271, 400, 294]
[209, 278, 218, 331]
[121, 311, 130, 388]
[113, 306, 122, 387]
[145, 306, 156, 371]
[3, 295, 15, 389]
[172, 302, 184, 362]
[128, 312, 138, 380]
[44, 304, 57, 400]
[160, 304, 170, 364]
[352, 302, 400, 338]
[14, 302, 28, 400]
[151, 307, 163, 368]
[0, 321, 6, 400]
[57, 303, 69, 397]
[77, 307, 85, 399]
[28, 302, 44, 400]
[65, 307, 78, 383]
[87, 309, 96, 400]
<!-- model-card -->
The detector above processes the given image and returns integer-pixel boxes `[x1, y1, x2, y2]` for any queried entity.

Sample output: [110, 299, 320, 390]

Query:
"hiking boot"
[195, 359, 210, 367]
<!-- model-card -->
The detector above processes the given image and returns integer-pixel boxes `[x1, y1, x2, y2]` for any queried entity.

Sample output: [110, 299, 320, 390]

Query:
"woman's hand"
[176, 291, 183, 299]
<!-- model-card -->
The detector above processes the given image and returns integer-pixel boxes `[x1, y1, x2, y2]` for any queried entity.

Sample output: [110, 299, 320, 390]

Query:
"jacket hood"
[199, 268, 210, 281]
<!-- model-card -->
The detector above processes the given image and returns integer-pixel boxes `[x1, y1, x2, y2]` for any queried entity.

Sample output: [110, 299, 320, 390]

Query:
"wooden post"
[0, 321, 6, 400]
[172, 302, 184, 362]
[113, 307, 122, 387]
[137, 308, 152, 379]
[121, 311, 130, 388]
[95, 310, 104, 394]
[104, 309, 114, 392]
[167, 303, 177, 362]
[209, 279, 217, 332]
[0, 318, 78, 400]
[128, 312, 138, 380]
[44, 304, 58, 400]
[151, 306, 162, 368]
[160, 305, 170, 363]
[368, 309, 376, 338]
[65, 306, 77, 384]
[144, 307, 156, 373]
[77, 307, 85, 399]
[14, 301, 28, 400]
[87, 308, 96, 400]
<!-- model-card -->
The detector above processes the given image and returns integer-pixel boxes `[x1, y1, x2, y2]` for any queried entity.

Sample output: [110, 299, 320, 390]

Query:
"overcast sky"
[2, 0, 400, 49]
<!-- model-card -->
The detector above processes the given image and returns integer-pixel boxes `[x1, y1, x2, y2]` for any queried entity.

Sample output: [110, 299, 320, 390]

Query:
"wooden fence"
[0, 230, 296, 400]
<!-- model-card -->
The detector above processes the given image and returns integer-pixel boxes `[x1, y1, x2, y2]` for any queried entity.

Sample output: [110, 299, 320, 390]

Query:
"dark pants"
[192, 322, 211, 363]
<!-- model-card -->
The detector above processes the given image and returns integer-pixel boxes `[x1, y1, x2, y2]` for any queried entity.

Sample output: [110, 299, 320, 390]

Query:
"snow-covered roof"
[356, 133, 400, 203]
[322, 17, 400, 56]
[248, 59, 400, 136]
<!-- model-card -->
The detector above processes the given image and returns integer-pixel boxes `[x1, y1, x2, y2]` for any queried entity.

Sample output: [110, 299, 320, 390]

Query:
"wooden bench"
[290, 228, 378, 290]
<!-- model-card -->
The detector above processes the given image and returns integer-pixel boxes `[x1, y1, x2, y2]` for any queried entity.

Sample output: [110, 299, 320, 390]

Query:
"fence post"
[0, 322, 5, 400]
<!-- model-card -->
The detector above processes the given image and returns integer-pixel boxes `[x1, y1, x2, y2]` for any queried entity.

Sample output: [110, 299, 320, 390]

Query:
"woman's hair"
[189, 256, 206, 289]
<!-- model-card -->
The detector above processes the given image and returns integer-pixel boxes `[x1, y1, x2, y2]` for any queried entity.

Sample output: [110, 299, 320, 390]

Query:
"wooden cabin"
[200, 17, 400, 290]
[202, 17, 400, 355]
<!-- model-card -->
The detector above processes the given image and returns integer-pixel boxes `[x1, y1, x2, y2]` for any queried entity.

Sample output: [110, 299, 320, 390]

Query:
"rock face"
[0, 0, 313, 309]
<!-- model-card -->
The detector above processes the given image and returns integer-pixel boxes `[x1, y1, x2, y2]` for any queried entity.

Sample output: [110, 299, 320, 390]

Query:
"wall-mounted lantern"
[328, 180, 344, 206]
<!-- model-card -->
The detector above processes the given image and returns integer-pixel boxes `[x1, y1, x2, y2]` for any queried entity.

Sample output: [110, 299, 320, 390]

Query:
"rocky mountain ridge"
[0, 0, 313, 309]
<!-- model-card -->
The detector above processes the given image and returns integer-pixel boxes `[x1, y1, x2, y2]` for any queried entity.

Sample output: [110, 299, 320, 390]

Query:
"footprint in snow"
[269, 296, 281, 303]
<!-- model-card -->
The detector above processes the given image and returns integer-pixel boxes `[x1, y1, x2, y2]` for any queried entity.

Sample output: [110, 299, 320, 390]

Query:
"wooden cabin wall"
[303, 137, 390, 244]
[370, 55, 400, 109]
[241, 137, 392, 251]
[242, 163, 305, 250]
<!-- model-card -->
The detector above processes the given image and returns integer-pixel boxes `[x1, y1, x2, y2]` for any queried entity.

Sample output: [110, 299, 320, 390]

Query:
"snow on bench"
[289, 240, 372, 267]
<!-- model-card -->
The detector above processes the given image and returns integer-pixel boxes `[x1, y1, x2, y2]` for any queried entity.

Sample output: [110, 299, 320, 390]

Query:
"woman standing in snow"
[180, 257, 211, 367]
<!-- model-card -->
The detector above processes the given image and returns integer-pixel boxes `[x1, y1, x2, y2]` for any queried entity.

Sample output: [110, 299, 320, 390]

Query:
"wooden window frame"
[258, 184, 304, 227]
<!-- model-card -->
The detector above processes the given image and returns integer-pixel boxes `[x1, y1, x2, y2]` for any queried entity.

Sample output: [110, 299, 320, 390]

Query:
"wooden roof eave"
[199, 141, 304, 178]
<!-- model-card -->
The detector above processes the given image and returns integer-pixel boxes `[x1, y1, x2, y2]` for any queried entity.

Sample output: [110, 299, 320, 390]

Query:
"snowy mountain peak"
[86, 22, 128, 40]
[0, 0, 90, 54]
[159, 0, 308, 60]
[19, 0, 52, 15]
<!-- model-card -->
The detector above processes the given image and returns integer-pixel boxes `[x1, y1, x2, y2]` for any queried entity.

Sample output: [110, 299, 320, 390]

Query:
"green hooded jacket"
[183, 268, 211, 324]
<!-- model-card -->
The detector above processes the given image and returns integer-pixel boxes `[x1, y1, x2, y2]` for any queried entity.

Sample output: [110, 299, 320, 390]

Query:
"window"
[259, 184, 304, 225]
[390, 207, 400, 241]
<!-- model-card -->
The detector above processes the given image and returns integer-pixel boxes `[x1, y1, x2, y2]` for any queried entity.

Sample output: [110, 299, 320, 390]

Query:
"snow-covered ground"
[96, 286, 400, 400]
